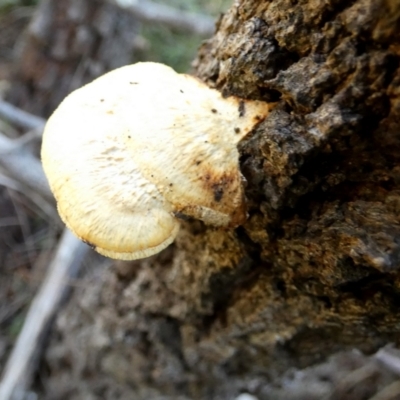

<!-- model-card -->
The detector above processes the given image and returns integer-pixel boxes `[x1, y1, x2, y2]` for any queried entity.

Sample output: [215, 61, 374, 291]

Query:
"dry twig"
[0, 229, 89, 400]
[0, 132, 52, 201]
[375, 347, 400, 376]
[0, 102, 90, 400]
[0, 100, 49, 200]
[0, 173, 58, 223]
[111, 0, 215, 37]
[0, 100, 45, 132]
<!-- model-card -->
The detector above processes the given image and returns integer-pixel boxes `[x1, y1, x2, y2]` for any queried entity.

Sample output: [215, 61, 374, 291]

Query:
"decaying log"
[21, 0, 400, 399]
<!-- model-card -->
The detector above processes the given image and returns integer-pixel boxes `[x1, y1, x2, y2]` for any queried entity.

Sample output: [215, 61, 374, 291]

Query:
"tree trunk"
[41, 0, 400, 399]
[6, 0, 140, 117]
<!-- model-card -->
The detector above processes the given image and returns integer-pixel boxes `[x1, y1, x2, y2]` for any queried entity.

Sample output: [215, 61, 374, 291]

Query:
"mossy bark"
[41, 0, 400, 399]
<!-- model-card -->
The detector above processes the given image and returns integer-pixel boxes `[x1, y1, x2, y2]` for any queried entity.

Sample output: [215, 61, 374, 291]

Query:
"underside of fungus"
[41, 62, 271, 260]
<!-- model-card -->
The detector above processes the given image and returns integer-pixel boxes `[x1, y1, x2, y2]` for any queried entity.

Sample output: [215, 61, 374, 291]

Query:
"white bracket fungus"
[41, 62, 271, 260]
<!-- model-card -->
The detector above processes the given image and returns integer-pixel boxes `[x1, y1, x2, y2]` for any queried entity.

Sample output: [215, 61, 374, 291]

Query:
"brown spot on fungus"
[238, 100, 245, 117]
[82, 239, 96, 250]
[213, 186, 224, 202]
[173, 212, 190, 221]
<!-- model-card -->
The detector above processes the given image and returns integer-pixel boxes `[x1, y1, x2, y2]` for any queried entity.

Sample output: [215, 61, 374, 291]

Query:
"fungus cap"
[41, 62, 271, 260]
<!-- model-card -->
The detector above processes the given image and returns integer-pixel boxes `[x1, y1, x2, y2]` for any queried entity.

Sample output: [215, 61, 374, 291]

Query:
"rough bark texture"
[6, 0, 140, 117]
[40, 0, 400, 399]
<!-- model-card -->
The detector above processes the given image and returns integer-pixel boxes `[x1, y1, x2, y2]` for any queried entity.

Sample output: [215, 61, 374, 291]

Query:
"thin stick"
[369, 381, 400, 400]
[111, 0, 215, 37]
[0, 229, 89, 400]
[0, 132, 52, 201]
[0, 173, 59, 223]
[0, 100, 45, 132]
[0, 92, 90, 400]
[374, 347, 400, 376]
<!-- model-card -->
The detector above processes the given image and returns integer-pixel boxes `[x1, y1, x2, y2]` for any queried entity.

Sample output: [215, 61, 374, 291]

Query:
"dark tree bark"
[39, 0, 400, 399]
[6, 0, 140, 117]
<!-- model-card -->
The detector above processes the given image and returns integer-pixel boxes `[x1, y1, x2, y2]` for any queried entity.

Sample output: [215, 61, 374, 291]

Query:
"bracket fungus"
[41, 62, 271, 260]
